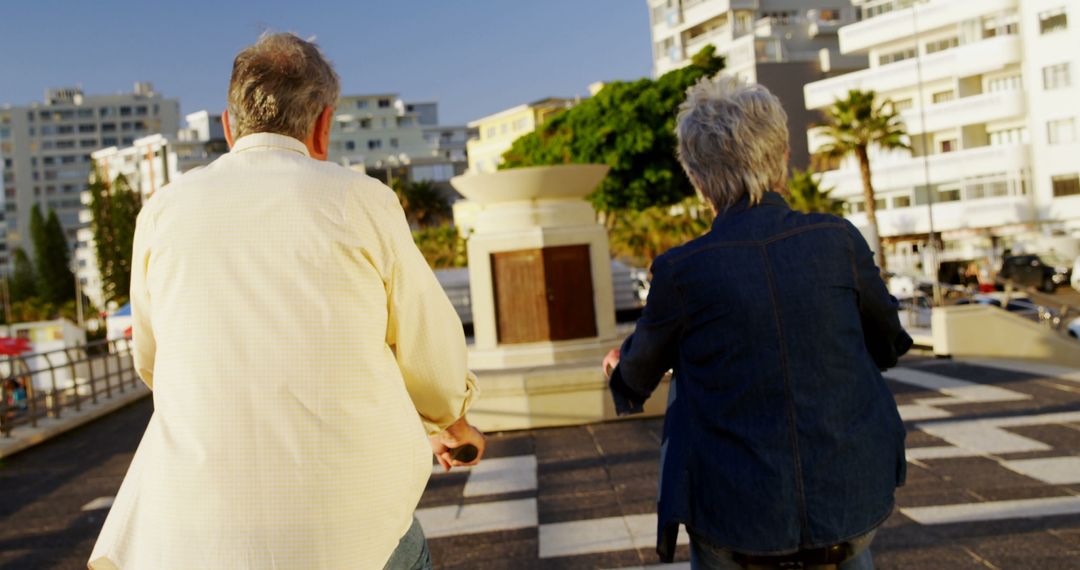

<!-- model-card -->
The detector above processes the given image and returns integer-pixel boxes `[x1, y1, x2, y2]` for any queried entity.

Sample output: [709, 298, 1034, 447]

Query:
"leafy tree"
[815, 90, 909, 270]
[786, 169, 845, 215]
[393, 179, 452, 229]
[87, 170, 142, 304]
[501, 47, 725, 213]
[609, 198, 714, 268]
[9, 248, 38, 302]
[412, 225, 468, 269]
[29, 205, 76, 305]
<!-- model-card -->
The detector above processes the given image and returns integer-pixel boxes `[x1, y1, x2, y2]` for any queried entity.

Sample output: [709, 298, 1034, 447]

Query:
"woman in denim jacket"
[605, 76, 911, 570]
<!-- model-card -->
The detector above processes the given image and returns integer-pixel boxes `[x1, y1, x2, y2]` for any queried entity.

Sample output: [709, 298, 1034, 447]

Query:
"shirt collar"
[230, 132, 311, 157]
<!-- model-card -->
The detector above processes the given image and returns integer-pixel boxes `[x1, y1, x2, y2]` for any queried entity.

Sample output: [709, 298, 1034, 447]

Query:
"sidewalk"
[0, 384, 150, 459]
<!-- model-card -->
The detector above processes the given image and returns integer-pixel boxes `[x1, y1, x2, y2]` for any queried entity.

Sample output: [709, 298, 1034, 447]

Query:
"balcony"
[846, 192, 1034, 238]
[900, 89, 1025, 135]
[682, 0, 759, 29]
[819, 144, 1030, 197]
[839, 0, 1018, 54]
[808, 20, 842, 38]
[684, 24, 734, 56]
[804, 34, 1021, 110]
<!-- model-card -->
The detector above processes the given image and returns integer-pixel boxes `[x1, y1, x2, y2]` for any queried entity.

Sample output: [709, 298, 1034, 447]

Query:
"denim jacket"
[609, 191, 911, 561]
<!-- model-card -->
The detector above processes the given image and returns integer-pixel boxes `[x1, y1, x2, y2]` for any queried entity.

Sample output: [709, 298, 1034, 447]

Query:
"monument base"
[466, 357, 671, 432]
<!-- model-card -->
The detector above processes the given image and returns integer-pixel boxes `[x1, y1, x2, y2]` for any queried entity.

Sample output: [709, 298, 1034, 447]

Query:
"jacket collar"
[714, 191, 790, 224]
[230, 132, 310, 157]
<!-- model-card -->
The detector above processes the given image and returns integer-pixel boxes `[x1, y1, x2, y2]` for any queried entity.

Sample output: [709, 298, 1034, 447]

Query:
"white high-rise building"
[0, 83, 180, 269]
[77, 112, 226, 309]
[646, 0, 866, 167]
[804, 0, 1080, 273]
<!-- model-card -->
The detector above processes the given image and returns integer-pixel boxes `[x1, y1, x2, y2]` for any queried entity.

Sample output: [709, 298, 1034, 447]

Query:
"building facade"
[0, 83, 179, 269]
[804, 0, 1080, 273]
[76, 112, 226, 308]
[465, 98, 577, 174]
[646, 0, 866, 168]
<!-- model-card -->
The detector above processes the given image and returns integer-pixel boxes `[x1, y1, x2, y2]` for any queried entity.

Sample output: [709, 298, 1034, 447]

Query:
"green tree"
[609, 198, 714, 268]
[815, 90, 909, 270]
[501, 47, 725, 213]
[87, 170, 142, 304]
[29, 205, 76, 305]
[412, 225, 468, 269]
[9, 247, 38, 302]
[393, 179, 451, 229]
[786, 169, 845, 215]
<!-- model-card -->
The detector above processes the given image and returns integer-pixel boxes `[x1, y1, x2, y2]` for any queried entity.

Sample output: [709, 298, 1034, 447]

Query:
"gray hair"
[227, 32, 340, 140]
[675, 75, 789, 211]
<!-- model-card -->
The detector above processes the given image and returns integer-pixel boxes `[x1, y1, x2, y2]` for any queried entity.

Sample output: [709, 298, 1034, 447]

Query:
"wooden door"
[492, 249, 550, 344]
[543, 245, 597, 341]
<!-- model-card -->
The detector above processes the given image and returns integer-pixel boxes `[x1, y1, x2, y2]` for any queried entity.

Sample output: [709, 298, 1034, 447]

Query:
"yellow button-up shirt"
[90, 133, 477, 569]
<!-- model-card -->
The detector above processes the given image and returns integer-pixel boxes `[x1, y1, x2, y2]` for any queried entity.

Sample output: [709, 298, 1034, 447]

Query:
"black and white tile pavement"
[1, 357, 1077, 569]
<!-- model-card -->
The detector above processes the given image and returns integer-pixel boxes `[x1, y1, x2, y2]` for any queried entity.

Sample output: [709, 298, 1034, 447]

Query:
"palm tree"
[393, 179, 452, 229]
[816, 89, 909, 271]
[787, 169, 845, 215]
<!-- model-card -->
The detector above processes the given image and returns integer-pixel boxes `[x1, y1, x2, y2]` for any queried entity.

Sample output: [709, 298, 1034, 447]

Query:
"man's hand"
[602, 348, 621, 380]
[429, 416, 486, 472]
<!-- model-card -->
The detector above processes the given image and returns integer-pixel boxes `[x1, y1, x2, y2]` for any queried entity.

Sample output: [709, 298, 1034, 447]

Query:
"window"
[398, 117, 413, 127]
[56, 140, 75, 149]
[875, 198, 887, 211]
[119, 106, 132, 116]
[925, 37, 958, 55]
[847, 200, 865, 213]
[939, 139, 957, 153]
[135, 106, 148, 116]
[987, 74, 1022, 92]
[40, 125, 56, 136]
[983, 13, 1019, 38]
[359, 118, 372, 129]
[893, 195, 912, 208]
[61, 156, 76, 164]
[80, 139, 97, 148]
[389, 138, 399, 148]
[762, 10, 797, 25]
[345, 140, 355, 151]
[78, 124, 96, 133]
[486, 127, 497, 138]
[1039, 7, 1068, 35]
[57, 125, 74, 135]
[932, 90, 955, 104]
[891, 98, 914, 112]
[39, 111, 52, 120]
[1047, 118, 1076, 145]
[377, 98, 391, 108]
[99, 107, 113, 117]
[817, 8, 842, 22]
[937, 187, 961, 202]
[356, 100, 368, 109]
[1052, 174, 1080, 197]
[102, 137, 118, 146]
[1043, 63, 1071, 90]
[512, 118, 529, 131]
[43, 156, 55, 165]
[101, 123, 116, 133]
[367, 139, 382, 150]
[77, 109, 94, 118]
[879, 48, 916, 65]
[989, 127, 1028, 146]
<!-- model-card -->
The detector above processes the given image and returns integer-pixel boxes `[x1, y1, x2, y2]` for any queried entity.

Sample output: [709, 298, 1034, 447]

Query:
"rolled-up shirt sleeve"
[130, 205, 157, 389]
[382, 197, 477, 435]
[609, 255, 681, 415]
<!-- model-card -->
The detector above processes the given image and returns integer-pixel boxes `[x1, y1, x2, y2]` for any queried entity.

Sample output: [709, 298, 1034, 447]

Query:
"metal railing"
[0, 339, 139, 438]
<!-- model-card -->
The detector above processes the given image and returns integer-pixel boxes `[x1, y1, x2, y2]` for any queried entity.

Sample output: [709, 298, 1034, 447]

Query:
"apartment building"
[76, 112, 226, 308]
[804, 0, 1080, 272]
[328, 94, 434, 171]
[646, 0, 866, 167]
[465, 98, 577, 174]
[0, 83, 179, 269]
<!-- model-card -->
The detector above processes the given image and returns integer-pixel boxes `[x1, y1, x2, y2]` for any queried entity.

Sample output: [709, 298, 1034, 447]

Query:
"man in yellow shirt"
[89, 32, 483, 570]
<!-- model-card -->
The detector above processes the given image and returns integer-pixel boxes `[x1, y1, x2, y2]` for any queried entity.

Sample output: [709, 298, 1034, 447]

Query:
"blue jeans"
[690, 530, 875, 570]
[383, 517, 432, 570]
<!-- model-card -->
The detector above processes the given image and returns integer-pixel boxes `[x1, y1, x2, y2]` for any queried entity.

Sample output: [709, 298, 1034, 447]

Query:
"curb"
[0, 385, 151, 460]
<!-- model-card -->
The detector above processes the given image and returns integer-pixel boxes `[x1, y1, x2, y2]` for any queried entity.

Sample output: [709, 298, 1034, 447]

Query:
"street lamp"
[375, 153, 412, 189]
[910, 0, 943, 306]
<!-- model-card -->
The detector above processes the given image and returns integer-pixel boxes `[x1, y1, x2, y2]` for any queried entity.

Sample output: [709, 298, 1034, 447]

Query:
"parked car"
[998, 255, 1065, 293]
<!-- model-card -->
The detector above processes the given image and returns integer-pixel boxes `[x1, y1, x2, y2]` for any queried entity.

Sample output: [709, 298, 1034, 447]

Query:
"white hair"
[227, 32, 340, 140]
[675, 75, 789, 211]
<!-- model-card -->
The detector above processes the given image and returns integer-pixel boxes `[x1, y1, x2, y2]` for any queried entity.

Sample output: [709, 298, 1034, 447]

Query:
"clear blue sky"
[0, 1, 654, 126]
